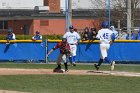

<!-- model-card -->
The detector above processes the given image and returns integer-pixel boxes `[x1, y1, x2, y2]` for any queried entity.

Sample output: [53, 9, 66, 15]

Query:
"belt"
[69, 44, 75, 45]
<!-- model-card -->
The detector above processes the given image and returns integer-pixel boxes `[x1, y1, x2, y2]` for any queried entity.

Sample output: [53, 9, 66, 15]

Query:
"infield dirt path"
[0, 68, 139, 93]
[0, 68, 139, 77]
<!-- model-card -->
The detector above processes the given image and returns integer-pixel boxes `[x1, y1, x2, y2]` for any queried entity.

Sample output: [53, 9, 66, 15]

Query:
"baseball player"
[46, 38, 70, 72]
[94, 21, 115, 71]
[6, 28, 16, 44]
[32, 31, 42, 41]
[110, 26, 118, 39]
[63, 25, 81, 66]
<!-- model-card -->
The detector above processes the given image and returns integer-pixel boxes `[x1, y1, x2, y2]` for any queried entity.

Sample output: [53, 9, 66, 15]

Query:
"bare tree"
[89, 0, 140, 27]
[131, 0, 140, 27]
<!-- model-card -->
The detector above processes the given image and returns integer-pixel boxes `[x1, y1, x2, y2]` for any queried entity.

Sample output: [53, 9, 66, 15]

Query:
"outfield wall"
[0, 40, 140, 63]
[0, 40, 46, 62]
[47, 40, 140, 63]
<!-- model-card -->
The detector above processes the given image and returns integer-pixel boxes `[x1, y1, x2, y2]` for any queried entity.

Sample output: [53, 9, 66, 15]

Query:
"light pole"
[108, 0, 111, 28]
[68, 0, 72, 27]
[65, 0, 68, 32]
[127, 0, 131, 40]
[65, 0, 72, 32]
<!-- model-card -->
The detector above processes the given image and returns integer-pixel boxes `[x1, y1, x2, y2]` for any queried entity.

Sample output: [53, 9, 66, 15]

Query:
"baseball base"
[53, 69, 65, 73]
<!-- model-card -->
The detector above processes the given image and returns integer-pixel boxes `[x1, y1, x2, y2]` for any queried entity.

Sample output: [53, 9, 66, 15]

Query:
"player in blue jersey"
[6, 28, 16, 44]
[94, 21, 115, 71]
[32, 31, 42, 41]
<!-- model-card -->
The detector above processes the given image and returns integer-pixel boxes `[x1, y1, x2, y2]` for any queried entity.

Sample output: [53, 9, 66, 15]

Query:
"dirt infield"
[0, 90, 31, 93]
[0, 68, 140, 77]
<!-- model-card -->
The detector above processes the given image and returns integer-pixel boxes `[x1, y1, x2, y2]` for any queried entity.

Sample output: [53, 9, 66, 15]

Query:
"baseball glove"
[64, 49, 70, 56]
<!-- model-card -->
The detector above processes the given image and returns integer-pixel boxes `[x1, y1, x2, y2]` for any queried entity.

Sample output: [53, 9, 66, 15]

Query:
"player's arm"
[40, 35, 42, 40]
[77, 36, 81, 44]
[95, 31, 101, 40]
[111, 33, 115, 42]
[46, 44, 59, 57]
[63, 32, 67, 39]
[115, 31, 119, 39]
[6, 35, 11, 44]
[47, 48, 55, 57]
[12, 33, 16, 40]
[32, 36, 36, 41]
[75, 32, 81, 44]
[110, 33, 115, 44]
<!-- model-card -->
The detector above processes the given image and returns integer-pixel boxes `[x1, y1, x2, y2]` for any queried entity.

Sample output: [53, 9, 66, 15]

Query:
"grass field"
[0, 63, 139, 93]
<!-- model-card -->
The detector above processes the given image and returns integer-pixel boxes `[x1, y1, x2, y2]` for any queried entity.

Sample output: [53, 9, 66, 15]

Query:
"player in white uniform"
[110, 26, 118, 39]
[63, 25, 81, 66]
[94, 21, 115, 71]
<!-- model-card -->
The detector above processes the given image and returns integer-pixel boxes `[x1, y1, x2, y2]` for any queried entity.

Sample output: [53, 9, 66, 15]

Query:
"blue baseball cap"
[101, 21, 108, 28]
[36, 31, 40, 34]
[69, 25, 74, 29]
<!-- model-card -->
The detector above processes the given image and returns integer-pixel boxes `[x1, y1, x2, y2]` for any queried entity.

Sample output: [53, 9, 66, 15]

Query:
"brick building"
[0, 0, 140, 35]
[0, 0, 104, 35]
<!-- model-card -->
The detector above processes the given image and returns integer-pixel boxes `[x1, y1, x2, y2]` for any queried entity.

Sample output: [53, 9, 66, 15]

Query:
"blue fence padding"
[1, 40, 140, 63]
[47, 42, 60, 61]
[0, 41, 46, 61]
[47, 42, 140, 63]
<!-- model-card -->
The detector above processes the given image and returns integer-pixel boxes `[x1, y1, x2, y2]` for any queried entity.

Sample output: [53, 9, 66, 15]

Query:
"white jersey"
[113, 30, 118, 39]
[12, 33, 16, 40]
[110, 26, 118, 39]
[63, 31, 81, 44]
[96, 28, 113, 44]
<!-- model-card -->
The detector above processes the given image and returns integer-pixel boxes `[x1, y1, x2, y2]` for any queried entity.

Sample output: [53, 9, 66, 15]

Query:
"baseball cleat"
[111, 61, 115, 71]
[72, 63, 76, 66]
[94, 64, 99, 71]
[53, 66, 64, 73]
[65, 69, 69, 72]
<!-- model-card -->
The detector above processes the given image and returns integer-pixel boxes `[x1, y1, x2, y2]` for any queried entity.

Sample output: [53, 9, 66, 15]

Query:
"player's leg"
[62, 54, 68, 72]
[94, 58, 103, 70]
[103, 44, 111, 63]
[105, 44, 115, 70]
[110, 61, 115, 70]
[56, 53, 62, 69]
[53, 53, 63, 72]
[70, 45, 77, 66]
[94, 44, 104, 70]
[69, 45, 73, 64]
[69, 56, 72, 64]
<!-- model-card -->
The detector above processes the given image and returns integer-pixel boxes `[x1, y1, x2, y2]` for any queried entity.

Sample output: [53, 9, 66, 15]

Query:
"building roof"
[0, 9, 140, 20]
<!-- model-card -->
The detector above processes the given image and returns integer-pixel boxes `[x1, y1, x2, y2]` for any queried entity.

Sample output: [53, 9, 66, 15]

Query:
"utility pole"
[108, 0, 111, 28]
[65, 0, 68, 32]
[127, 0, 131, 40]
[118, 20, 121, 40]
[68, 0, 72, 27]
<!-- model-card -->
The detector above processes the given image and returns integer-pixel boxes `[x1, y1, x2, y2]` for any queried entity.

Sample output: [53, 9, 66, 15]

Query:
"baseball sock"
[57, 64, 61, 69]
[73, 56, 76, 63]
[104, 57, 111, 64]
[64, 63, 68, 70]
[97, 58, 103, 66]
[69, 57, 72, 64]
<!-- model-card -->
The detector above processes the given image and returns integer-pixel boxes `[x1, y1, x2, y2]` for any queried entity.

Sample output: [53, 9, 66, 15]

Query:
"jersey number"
[103, 33, 109, 39]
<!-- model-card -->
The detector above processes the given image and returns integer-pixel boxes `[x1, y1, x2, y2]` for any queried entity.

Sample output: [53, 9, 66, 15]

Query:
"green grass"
[0, 75, 139, 93]
[0, 63, 139, 93]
